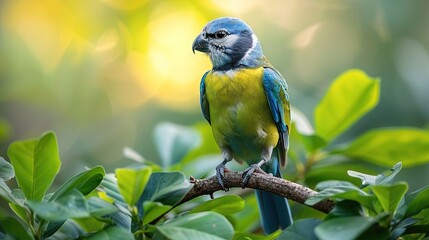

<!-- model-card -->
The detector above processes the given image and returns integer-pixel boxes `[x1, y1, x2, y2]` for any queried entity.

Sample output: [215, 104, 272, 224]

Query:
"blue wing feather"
[200, 71, 211, 124]
[259, 67, 293, 234]
[263, 67, 290, 167]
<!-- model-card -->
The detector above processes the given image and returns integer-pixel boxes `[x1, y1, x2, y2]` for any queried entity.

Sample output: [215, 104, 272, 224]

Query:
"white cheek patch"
[207, 34, 246, 69]
[242, 34, 258, 60]
[220, 34, 240, 47]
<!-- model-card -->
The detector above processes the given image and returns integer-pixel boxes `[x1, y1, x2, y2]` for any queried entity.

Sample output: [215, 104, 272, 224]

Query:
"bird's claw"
[216, 163, 229, 191]
[242, 164, 266, 188]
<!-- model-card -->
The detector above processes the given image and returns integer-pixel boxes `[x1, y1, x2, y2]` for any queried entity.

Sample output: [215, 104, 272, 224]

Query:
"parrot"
[192, 17, 293, 234]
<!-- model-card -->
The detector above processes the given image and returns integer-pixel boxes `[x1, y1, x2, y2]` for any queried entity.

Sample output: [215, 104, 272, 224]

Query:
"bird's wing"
[263, 67, 291, 168]
[200, 71, 211, 124]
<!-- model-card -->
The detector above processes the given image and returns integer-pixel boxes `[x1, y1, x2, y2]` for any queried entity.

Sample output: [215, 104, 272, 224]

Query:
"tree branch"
[179, 171, 334, 214]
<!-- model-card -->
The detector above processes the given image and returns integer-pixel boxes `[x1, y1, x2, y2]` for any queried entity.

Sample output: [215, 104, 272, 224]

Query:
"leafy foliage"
[0, 69, 429, 239]
[0, 132, 228, 239]
[7, 131, 61, 201]
[156, 212, 234, 240]
[333, 128, 429, 167]
[116, 167, 152, 206]
[315, 69, 380, 142]
[300, 163, 429, 240]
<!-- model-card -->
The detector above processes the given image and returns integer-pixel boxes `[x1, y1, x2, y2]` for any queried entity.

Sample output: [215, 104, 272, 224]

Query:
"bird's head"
[192, 17, 264, 71]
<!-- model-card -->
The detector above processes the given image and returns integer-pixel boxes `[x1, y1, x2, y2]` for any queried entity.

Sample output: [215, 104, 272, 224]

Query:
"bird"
[192, 17, 293, 234]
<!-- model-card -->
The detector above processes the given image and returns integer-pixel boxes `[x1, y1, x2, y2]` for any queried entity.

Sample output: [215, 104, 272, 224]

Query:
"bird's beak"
[192, 33, 209, 54]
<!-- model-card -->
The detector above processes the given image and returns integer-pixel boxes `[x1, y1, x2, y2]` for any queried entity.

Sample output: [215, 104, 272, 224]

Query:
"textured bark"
[180, 171, 335, 214]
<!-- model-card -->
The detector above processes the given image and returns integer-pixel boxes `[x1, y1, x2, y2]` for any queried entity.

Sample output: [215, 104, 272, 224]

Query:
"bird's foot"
[241, 164, 266, 188]
[216, 162, 230, 191]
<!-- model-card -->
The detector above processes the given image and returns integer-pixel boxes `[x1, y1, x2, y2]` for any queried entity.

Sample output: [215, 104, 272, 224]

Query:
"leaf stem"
[28, 211, 39, 240]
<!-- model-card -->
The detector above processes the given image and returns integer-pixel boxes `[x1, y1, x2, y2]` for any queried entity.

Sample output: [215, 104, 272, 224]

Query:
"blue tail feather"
[256, 157, 293, 234]
[256, 189, 293, 233]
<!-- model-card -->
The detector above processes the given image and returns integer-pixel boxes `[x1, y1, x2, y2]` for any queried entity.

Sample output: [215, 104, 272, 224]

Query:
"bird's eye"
[214, 30, 228, 39]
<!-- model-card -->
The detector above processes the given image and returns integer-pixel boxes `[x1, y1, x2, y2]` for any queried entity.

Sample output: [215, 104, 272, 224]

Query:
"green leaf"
[138, 172, 192, 207]
[38, 196, 116, 237]
[314, 180, 357, 191]
[390, 217, 420, 239]
[279, 218, 321, 240]
[315, 216, 377, 240]
[154, 122, 201, 169]
[44, 221, 68, 239]
[9, 203, 28, 223]
[27, 189, 89, 221]
[8, 189, 28, 222]
[0, 179, 18, 204]
[87, 226, 134, 240]
[116, 167, 152, 206]
[50, 166, 105, 201]
[372, 182, 408, 214]
[403, 185, 429, 218]
[231, 194, 259, 232]
[190, 195, 245, 215]
[73, 217, 105, 233]
[99, 174, 131, 230]
[46, 220, 85, 239]
[334, 128, 429, 167]
[306, 181, 374, 209]
[156, 212, 234, 240]
[234, 230, 281, 240]
[8, 131, 61, 201]
[315, 69, 380, 141]
[88, 197, 118, 217]
[375, 162, 402, 185]
[8, 189, 28, 223]
[298, 134, 326, 153]
[326, 200, 364, 220]
[142, 201, 172, 225]
[0, 216, 33, 240]
[0, 157, 14, 180]
[100, 174, 126, 205]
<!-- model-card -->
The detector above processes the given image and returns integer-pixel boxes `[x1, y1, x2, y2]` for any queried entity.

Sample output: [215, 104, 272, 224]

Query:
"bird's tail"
[256, 158, 293, 234]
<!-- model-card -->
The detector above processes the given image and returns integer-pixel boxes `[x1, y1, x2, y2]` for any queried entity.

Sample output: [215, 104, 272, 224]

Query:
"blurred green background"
[0, 0, 428, 184]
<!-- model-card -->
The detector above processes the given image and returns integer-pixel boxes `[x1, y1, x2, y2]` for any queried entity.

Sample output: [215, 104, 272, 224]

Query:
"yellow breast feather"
[204, 67, 279, 162]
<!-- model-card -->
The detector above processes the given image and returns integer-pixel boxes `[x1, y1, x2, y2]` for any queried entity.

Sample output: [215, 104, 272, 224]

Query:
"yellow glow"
[94, 22, 130, 64]
[148, 48, 170, 78]
[97, 51, 163, 109]
[132, 3, 211, 108]
[1, 0, 73, 71]
[99, 0, 149, 11]
[210, 0, 259, 15]
[1, 0, 215, 110]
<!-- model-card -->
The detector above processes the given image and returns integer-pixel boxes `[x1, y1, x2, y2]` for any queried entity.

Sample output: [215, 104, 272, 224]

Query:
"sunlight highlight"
[133, 3, 211, 108]
[1, 0, 73, 71]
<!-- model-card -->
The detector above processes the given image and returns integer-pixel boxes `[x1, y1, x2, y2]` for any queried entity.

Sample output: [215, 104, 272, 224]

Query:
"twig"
[179, 171, 334, 214]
